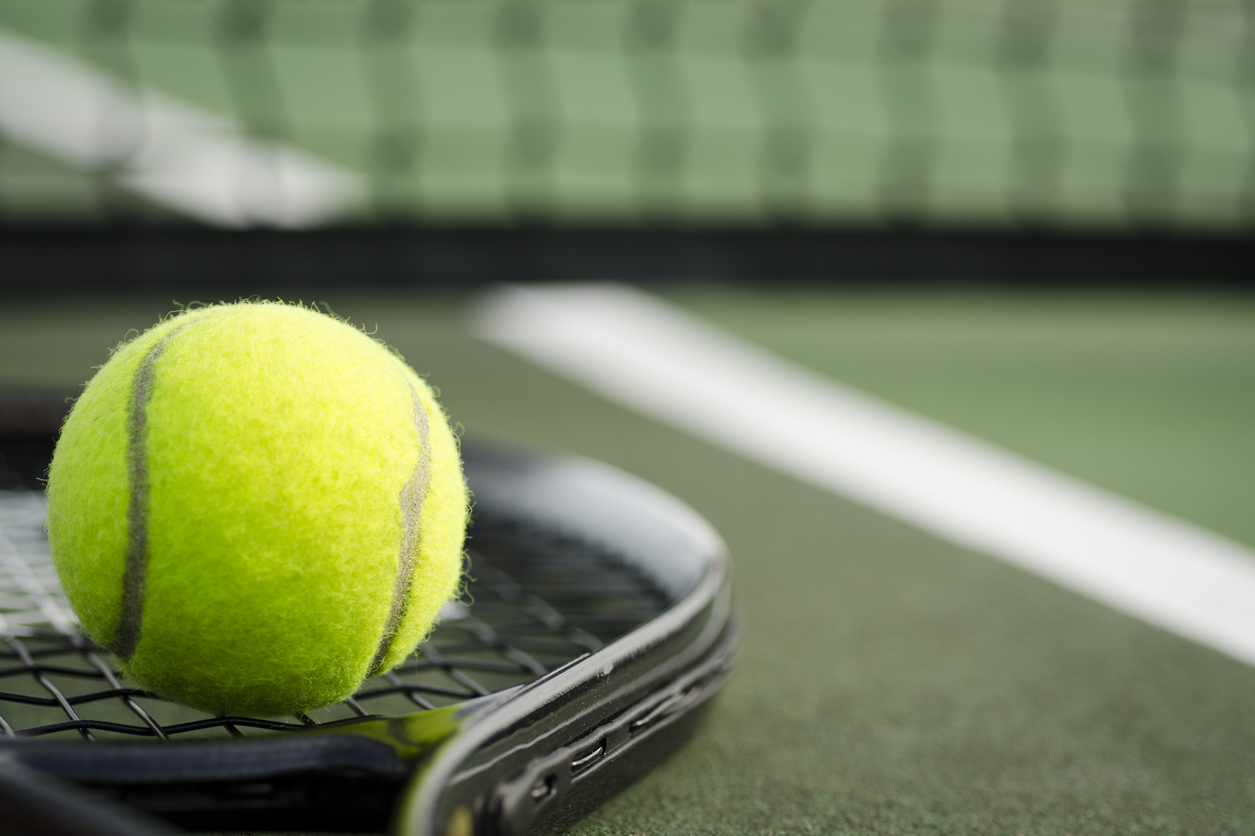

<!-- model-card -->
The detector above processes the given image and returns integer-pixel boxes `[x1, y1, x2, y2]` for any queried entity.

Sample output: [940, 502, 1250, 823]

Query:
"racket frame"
[0, 444, 738, 836]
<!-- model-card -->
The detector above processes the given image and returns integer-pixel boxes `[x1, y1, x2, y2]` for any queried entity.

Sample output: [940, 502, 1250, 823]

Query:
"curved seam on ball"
[114, 322, 191, 662]
[370, 383, 432, 676]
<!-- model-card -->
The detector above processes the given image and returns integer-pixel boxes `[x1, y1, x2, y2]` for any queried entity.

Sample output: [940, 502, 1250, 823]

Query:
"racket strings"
[468, 523, 673, 643]
[0, 492, 672, 741]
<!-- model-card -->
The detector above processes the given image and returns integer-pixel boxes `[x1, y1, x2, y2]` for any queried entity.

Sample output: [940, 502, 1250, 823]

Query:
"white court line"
[476, 283, 1255, 667]
[0, 29, 365, 227]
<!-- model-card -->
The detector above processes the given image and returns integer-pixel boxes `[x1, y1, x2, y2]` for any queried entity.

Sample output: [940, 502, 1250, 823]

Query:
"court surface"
[2, 287, 1253, 835]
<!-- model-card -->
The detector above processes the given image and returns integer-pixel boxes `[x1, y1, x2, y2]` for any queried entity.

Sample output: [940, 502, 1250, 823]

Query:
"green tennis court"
[3, 288, 1254, 834]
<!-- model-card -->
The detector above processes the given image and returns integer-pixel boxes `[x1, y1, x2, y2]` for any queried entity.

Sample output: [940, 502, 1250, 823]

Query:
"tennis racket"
[0, 433, 738, 836]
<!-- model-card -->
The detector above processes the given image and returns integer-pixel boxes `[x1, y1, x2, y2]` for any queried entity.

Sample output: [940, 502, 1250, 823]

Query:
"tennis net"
[0, 0, 1251, 231]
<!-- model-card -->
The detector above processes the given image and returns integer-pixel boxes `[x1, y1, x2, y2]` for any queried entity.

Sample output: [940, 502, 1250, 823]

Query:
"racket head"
[0, 436, 738, 835]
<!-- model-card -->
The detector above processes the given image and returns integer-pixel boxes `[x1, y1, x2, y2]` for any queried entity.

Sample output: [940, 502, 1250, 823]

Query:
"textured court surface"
[1, 288, 1253, 835]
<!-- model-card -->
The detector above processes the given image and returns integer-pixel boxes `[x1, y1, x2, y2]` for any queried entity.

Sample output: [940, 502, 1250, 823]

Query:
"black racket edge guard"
[0, 441, 739, 836]
[463, 602, 739, 836]
[402, 442, 740, 836]
[405, 545, 738, 836]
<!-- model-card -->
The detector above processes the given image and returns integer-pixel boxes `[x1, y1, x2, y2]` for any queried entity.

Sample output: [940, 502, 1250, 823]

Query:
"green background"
[3, 0, 1253, 229]
[2, 288, 1253, 834]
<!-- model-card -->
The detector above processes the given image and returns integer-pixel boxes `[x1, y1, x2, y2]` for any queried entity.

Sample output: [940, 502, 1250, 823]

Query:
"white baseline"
[476, 283, 1255, 668]
[0, 29, 364, 227]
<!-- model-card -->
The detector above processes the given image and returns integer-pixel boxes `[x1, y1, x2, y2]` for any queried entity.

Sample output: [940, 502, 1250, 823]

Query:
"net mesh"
[0, 490, 670, 741]
[0, 0, 1251, 231]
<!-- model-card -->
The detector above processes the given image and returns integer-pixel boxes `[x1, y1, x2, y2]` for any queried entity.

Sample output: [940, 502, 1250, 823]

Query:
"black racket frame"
[0, 443, 738, 836]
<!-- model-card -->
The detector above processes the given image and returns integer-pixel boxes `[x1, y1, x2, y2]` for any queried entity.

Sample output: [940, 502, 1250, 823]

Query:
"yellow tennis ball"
[45, 302, 468, 717]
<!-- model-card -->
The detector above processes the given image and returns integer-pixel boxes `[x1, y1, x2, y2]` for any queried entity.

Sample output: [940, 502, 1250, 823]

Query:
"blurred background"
[1, 0, 1252, 282]
[3, 4, 1255, 835]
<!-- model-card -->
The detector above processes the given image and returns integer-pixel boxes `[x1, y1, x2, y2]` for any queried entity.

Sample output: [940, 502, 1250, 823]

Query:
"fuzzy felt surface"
[45, 303, 467, 717]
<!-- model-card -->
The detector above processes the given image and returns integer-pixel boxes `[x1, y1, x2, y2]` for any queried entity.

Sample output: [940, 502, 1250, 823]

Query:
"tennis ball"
[45, 302, 468, 717]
